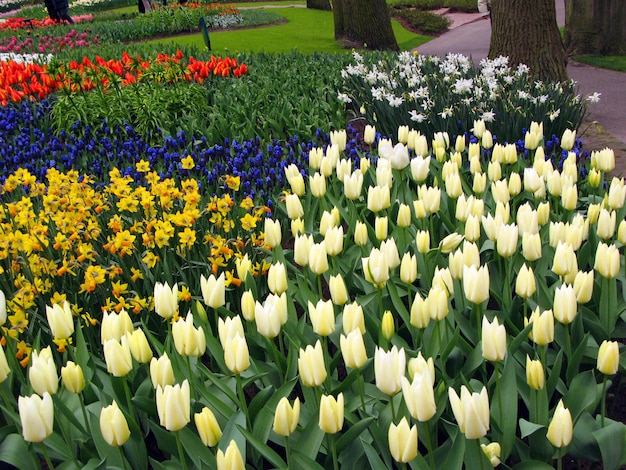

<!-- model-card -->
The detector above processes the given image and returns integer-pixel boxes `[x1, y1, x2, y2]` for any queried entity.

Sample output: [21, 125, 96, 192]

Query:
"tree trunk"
[489, 0, 568, 81]
[307, 0, 331, 11]
[333, 0, 399, 51]
[564, 0, 626, 55]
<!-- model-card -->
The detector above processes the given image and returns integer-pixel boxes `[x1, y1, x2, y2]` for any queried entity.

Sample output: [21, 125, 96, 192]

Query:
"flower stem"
[328, 433, 339, 470]
[601, 374, 608, 427]
[40, 442, 55, 470]
[423, 421, 436, 470]
[476, 438, 486, 470]
[285, 436, 292, 470]
[175, 430, 188, 470]
[236, 373, 250, 426]
[118, 446, 129, 470]
[356, 368, 366, 414]
[390, 394, 397, 423]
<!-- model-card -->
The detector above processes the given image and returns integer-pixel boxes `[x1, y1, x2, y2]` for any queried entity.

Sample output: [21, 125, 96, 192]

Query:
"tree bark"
[564, 0, 626, 55]
[489, 0, 568, 81]
[333, 0, 399, 51]
[307, 0, 331, 11]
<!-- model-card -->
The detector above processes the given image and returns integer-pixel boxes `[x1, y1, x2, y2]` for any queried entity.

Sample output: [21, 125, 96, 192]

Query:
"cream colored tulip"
[515, 264, 536, 299]
[388, 417, 418, 463]
[342, 302, 365, 334]
[267, 262, 288, 295]
[463, 265, 490, 304]
[553, 284, 577, 324]
[100, 401, 130, 447]
[273, 397, 300, 437]
[410, 291, 429, 329]
[448, 385, 490, 439]
[154, 282, 178, 320]
[19, 392, 53, 443]
[61, 361, 85, 394]
[594, 242, 620, 279]
[298, 340, 327, 387]
[46, 301, 74, 340]
[126, 328, 153, 364]
[481, 316, 507, 362]
[547, 400, 573, 448]
[410, 156, 431, 182]
[401, 370, 436, 422]
[294, 234, 313, 267]
[340, 330, 367, 369]
[150, 353, 175, 389]
[200, 272, 226, 309]
[354, 221, 369, 246]
[156, 380, 190, 432]
[308, 299, 335, 337]
[172, 313, 206, 357]
[217, 440, 245, 470]
[254, 293, 287, 339]
[526, 307, 554, 346]
[526, 355, 545, 390]
[309, 241, 329, 275]
[104, 337, 133, 378]
[343, 170, 363, 200]
[101, 309, 133, 344]
[597, 340, 619, 375]
[374, 346, 405, 396]
[223, 334, 250, 375]
[329, 274, 348, 306]
[319, 393, 344, 434]
[195, 407, 222, 447]
[367, 185, 391, 213]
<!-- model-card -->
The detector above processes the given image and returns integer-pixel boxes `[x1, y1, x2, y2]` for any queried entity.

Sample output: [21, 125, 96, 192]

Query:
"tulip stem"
[423, 421, 436, 470]
[175, 430, 188, 470]
[556, 447, 563, 470]
[389, 394, 397, 423]
[356, 368, 366, 414]
[284, 436, 292, 470]
[118, 446, 129, 470]
[236, 373, 251, 426]
[327, 433, 339, 470]
[40, 442, 55, 470]
[322, 336, 332, 393]
[564, 323, 571, 367]
[476, 438, 487, 470]
[601, 374, 608, 427]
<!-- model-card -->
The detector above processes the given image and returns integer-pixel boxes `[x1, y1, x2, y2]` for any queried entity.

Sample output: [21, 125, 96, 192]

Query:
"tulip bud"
[526, 307, 554, 346]
[596, 209, 616, 240]
[19, 392, 54, 442]
[200, 273, 226, 309]
[150, 353, 175, 389]
[126, 328, 153, 364]
[217, 440, 245, 470]
[487, 161, 501, 182]
[427, 285, 449, 321]
[526, 355, 545, 390]
[29, 347, 58, 397]
[294, 234, 313, 267]
[298, 340, 327, 387]
[103, 337, 133, 378]
[273, 397, 300, 437]
[572, 270, 593, 304]
[367, 185, 391, 213]
[473, 119, 486, 138]
[308, 299, 335, 337]
[496, 223, 518, 258]
[154, 282, 178, 320]
[364, 125, 376, 145]
[325, 226, 344, 256]
[223, 333, 250, 375]
[61, 361, 85, 394]
[445, 172, 463, 199]
[329, 274, 348, 306]
[515, 264, 536, 299]
[401, 371, 436, 422]
[597, 340, 619, 375]
[267, 262, 288, 295]
[522, 232, 542, 261]
[309, 241, 329, 275]
[360, 157, 371, 175]
[46, 301, 74, 340]
[342, 301, 365, 334]
[481, 442, 502, 467]
[473, 172, 487, 194]
[415, 230, 430, 254]
[340, 329, 367, 369]
[264, 218, 282, 248]
[156, 380, 191, 432]
[362, 248, 390, 289]
[553, 284, 577, 325]
[101, 309, 133, 344]
[100, 401, 131, 447]
[240, 290, 255, 322]
[388, 417, 418, 463]
[285, 193, 304, 220]
[481, 316, 507, 362]
[235, 255, 252, 283]
[395, 203, 412, 228]
[463, 265, 490, 304]
[439, 232, 464, 254]
[547, 400, 573, 448]
[608, 177, 626, 210]
[374, 216, 388, 241]
[0, 344, 9, 384]
[319, 393, 344, 434]
[172, 313, 206, 357]
[418, 185, 441, 214]
[374, 346, 405, 396]
[381, 310, 394, 341]
[482, 130, 493, 150]
[255, 293, 287, 339]
[448, 385, 490, 439]
[195, 407, 222, 447]
[410, 291, 429, 329]
[400, 253, 418, 285]
[410, 156, 431, 182]
[552, 241, 577, 278]
[560, 129, 576, 151]
[343, 170, 364, 201]
[592, 147, 615, 173]
[0, 290, 5, 326]
[594, 242, 620, 279]
[353, 221, 369, 246]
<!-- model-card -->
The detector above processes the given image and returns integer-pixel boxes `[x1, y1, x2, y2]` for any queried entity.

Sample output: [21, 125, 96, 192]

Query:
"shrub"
[389, 7, 451, 34]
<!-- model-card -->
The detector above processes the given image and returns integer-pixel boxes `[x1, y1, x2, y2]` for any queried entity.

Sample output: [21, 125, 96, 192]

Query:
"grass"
[149, 6, 431, 53]
[574, 55, 626, 73]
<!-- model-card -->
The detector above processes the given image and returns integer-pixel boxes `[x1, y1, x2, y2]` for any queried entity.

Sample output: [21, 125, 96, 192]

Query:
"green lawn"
[149, 6, 430, 53]
[574, 55, 626, 73]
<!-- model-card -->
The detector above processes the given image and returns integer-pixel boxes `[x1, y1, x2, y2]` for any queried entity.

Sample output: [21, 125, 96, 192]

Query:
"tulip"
[560, 129, 576, 151]
[156, 380, 190, 432]
[0, 343, 10, 384]
[361, 157, 371, 175]
[426, 286, 449, 321]
[381, 310, 394, 341]
[308, 299, 335, 337]
[413, 200, 427, 219]
[235, 255, 252, 282]
[592, 147, 615, 173]
[285, 193, 304, 220]
[340, 330, 367, 369]
[217, 440, 245, 470]
[596, 209, 616, 240]
[400, 252, 418, 284]
[408, 352, 435, 384]
[61, 361, 85, 394]
[410, 291, 429, 329]
[448, 386, 490, 439]
[396, 203, 412, 228]
[367, 185, 391, 213]
[100, 401, 131, 447]
[522, 232, 542, 262]
[354, 221, 369, 246]
[324, 226, 344, 257]
[588, 168, 602, 188]
[154, 282, 178, 320]
[463, 265, 490, 304]
[343, 170, 363, 200]
[481, 442, 502, 467]
[608, 177, 626, 210]
[0, 290, 5, 325]
[264, 218, 282, 248]
[481, 316, 507, 362]
[547, 400, 573, 448]
[561, 183, 578, 211]
[294, 234, 313, 266]
[267, 262, 288, 295]
[19, 392, 54, 443]
[309, 147, 323, 169]
[376, 158, 393, 188]
[552, 241, 577, 278]
[255, 292, 287, 339]
[418, 185, 441, 214]
[172, 313, 206, 357]
[595, 242, 620, 279]
[329, 274, 348, 306]
[572, 270, 593, 304]
[46, 300, 74, 340]
[126, 328, 153, 364]
[445, 172, 463, 199]
[401, 370, 436, 422]
[29, 347, 58, 396]
[101, 309, 133, 344]
[218, 316, 245, 348]
[223, 334, 250, 375]
[487, 161, 501, 183]
[491, 179, 510, 205]
[374, 346, 405, 396]
[273, 397, 300, 437]
[104, 337, 133, 378]
[298, 340, 327, 387]
[200, 273, 226, 309]
[515, 264, 536, 299]
[410, 155, 431, 182]
[473, 119, 486, 138]
[240, 290, 255, 322]
[546, 170, 562, 197]
[195, 407, 222, 447]
[482, 129, 493, 149]
[439, 232, 464, 254]
[309, 241, 329, 275]
[526, 355, 545, 390]
[364, 125, 376, 145]
[415, 230, 430, 254]
[496, 223, 518, 258]
[380, 141, 410, 170]
[597, 340, 619, 375]
[150, 353, 175, 389]
[362, 248, 390, 289]
[319, 393, 344, 434]
[374, 216, 388, 240]
[526, 307, 554, 346]
[342, 302, 365, 334]
[388, 417, 418, 463]
[553, 284, 577, 324]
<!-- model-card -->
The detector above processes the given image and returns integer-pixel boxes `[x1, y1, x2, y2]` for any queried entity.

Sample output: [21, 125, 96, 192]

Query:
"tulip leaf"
[251, 378, 297, 444]
[237, 424, 286, 469]
[491, 356, 518, 459]
[568, 411, 602, 463]
[53, 393, 89, 437]
[335, 416, 374, 452]
[441, 428, 464, 470]
[0, 434, 37, 470]
[593, 419, 626, 470]
[291, 450, 325, 470]
[510, 461, 555, 470]
[518, 418, 545, 439]
[292, 413, 325, 460]
[178, 427, 216, 468]
[564, 369, 599, 421]
[219, 410, 247, 464]
[362, 438, 390, 469]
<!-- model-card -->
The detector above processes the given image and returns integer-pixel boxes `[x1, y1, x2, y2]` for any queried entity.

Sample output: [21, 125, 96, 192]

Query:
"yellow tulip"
[195, 407, 222, 447]
[364, 125, 376, 145]
[329, 274, 348, 306]
[319, 393, 344, 434]
[342, 302, 365, 334]
[324, 226, 344, 256]
[217, 440, 245, 470]
[401, 370, 436, 422]
[374, 346, 405, 396]
[294, 234, 313, 267]
[515, 264, 536, 299]
[45, 300, 74, 340]
[308, 299, 335, 337]
[463, 265, 490, 304]
[526, 355, 545, 391]
[388, 417, 418, 463]
[264, 218, 282, 248]
[400, 252, 418, 284]
[150, 353, 175, 389]
[597, 340, 619, 375]
[448, 385, 490, 439]
[273, 397, 300, 437]
[19, 392, 53, 443]
[172, 313, 206, 358]
[200, 273, 226, 309]
[298, 340, 327, 387]
[223, 334, 250, 375]
[594, 242, 620, 279]
[481, 316, 507, 362]
[381, 310, 394, 341]
[267, 262, 288, 295]
[101, 309, 133, 344]
[367, 185, 391, 213]
[339, 330, 367, 369]
[154, 282, 178, 320]
[126, 328, 153, 364]
[100, 400, 131, 447]
[156, 380, 191, 432]
[61, 361, 85, 394]
[309, 241, 329, 275]
[553, 284, 577, 324]
[546, 400, 573, 448]
[29, 347, 58, 396]
[104, 337, 133, 378]
[285, 193, 304, 220]
[481, 442, 502, 467]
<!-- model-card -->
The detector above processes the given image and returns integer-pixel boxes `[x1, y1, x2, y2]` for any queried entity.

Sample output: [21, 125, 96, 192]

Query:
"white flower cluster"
[69, 0, 109, 8]
[0, 52, 54, 64]
[205, 13, 243, 30]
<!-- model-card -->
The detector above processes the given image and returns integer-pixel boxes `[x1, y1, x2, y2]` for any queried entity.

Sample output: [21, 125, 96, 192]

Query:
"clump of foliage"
[389, 6, 451, 34]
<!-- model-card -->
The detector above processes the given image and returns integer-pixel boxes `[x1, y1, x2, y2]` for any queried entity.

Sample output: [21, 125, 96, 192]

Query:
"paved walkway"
[418, 1, 626, 170]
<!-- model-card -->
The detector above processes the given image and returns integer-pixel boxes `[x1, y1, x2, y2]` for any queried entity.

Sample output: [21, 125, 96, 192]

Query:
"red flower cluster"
[0, 15, 93, 31]
[0, 50, 248, 106]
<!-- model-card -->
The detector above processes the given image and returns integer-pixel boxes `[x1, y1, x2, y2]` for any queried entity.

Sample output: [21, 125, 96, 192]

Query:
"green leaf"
[441, 427, 464, 470]
[237, 424, 285, 469]
[564, 369, 599, 421]
[510, 461, 555, 470]
[291, 450, 325, 470]
[362, 438, 389, 469]
[219, 410, 247, 464]
[491, 356, 517, 459]
[0, 434, 38, 470]
[569, 411, 602, 463]
[293, 414, 325, 460]
[593, 419, 626, 470]
[335, 416, 374, 452]
[518, 418, 546, 439]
